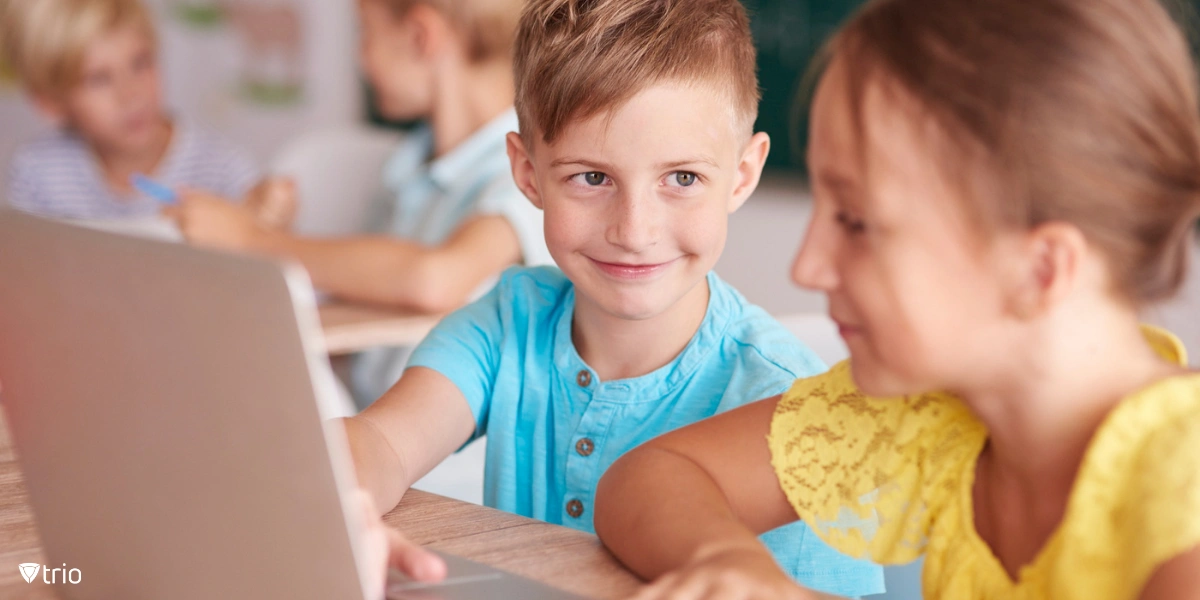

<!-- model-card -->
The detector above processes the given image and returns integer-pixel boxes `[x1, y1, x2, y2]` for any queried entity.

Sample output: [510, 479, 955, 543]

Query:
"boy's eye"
[835, 210, 867, 235]
[671, 172, 697, 187]
[578, 172, 608, 186]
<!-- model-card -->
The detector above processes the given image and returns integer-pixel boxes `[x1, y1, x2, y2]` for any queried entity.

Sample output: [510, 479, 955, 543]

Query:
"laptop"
[0, 210, 583, 600]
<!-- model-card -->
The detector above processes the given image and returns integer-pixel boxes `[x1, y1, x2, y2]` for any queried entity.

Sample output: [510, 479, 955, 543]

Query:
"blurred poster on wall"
[155, 0, 360, 161]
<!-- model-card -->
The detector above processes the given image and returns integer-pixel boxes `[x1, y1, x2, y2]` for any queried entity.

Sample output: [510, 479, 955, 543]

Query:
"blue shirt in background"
[351, 109, 552, 404]
[408, 266, 885, 597]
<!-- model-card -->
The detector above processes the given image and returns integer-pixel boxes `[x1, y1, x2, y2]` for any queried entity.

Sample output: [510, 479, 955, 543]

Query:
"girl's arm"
[595, 395, 836, 599]
[1141, 545, 1200, 600]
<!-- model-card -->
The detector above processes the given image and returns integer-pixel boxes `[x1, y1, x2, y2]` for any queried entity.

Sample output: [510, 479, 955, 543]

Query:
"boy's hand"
[243, 177, 298, 231]
[355, 489, 446, 599]
[163, 189, 265, 251]
[629, 545, 825, 600]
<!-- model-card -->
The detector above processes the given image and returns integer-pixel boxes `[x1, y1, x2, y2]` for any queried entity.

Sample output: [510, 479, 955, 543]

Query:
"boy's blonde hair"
[514, 0, 760, 144]
[0, 0, 155, 97]
[368, 0, 524, 63]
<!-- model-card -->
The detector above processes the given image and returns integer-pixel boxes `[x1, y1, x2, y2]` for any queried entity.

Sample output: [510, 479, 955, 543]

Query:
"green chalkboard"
[746, 0, 1200, 174]
[368, 0, 1200, 175]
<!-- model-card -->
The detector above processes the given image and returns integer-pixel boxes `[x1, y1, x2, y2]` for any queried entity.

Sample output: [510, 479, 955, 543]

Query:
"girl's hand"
[630, 545, 828, 600]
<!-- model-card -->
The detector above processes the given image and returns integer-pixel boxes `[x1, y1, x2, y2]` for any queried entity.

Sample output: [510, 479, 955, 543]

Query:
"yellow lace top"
[768, 328, 1200, 599]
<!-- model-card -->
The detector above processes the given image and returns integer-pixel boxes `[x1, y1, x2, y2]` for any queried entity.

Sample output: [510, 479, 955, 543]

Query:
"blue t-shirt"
[408, 266, 884, 597]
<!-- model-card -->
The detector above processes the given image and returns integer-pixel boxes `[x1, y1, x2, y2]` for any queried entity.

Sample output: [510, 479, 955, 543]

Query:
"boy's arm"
[164, 191, 523, 312]
[339, 366, 477, 514]
[595, 396, 832, 598]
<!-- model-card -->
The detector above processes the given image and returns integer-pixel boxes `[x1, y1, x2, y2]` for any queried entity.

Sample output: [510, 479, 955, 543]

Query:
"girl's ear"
[506, 132, 543, 210]
[1007, 222, 1088, 319]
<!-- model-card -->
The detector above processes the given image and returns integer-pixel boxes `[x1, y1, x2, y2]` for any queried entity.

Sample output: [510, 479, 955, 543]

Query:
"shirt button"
[566, 498, 584, 518]
[575, 438, 594, 457]
[576, 370, 592, 387]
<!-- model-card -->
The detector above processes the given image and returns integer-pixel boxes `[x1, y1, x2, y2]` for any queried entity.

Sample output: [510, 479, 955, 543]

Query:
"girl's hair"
[825, 0, 1200, 304]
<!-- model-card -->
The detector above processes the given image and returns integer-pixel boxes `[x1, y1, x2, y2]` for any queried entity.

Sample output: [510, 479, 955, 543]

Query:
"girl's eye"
[579, 172, 607, 186]
[672, 172, 697, 187]
[835, 210, 867, 235]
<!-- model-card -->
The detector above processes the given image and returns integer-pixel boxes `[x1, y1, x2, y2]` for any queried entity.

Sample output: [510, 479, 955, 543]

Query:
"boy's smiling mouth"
[588, 257, 681, 280]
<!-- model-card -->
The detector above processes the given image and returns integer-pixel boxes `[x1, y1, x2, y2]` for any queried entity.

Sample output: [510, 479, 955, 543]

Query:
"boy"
[1, 0, 284, 223]
[161, 0, 551, 403]
[348, 0, 884, 596]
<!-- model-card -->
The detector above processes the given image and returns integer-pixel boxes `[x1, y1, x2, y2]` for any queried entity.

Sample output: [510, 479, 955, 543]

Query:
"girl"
[593, 0, 1200, 598]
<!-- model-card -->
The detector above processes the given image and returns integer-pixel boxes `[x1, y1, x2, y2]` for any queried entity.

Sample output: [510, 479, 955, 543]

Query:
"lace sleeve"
[768, 361, 986, 565]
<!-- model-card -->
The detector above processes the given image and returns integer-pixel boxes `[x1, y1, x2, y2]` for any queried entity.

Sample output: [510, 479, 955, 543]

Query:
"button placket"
[563, 382, 614, 522]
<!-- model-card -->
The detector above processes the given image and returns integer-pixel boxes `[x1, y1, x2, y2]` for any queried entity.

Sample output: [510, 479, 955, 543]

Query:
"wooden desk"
[319, 301, 444, 356]
[0, 419, 641, 599]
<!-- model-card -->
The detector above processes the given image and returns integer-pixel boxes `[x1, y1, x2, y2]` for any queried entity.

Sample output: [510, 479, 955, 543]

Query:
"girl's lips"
[589, 257, 678, 280]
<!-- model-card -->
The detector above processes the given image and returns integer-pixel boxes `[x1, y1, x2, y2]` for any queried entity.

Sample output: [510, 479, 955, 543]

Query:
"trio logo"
[18, 562, 81, 584]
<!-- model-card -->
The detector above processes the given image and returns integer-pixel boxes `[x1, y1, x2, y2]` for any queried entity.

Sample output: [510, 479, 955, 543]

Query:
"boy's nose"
[605, 192, 660, 254]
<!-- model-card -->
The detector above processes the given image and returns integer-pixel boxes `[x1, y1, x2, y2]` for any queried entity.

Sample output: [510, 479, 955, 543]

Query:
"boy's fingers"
[386, 528, 446, 582]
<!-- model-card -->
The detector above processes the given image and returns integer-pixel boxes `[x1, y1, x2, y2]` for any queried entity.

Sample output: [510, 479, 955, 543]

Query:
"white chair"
[269, 126, 403, 238]
[776, 312, 849, 365]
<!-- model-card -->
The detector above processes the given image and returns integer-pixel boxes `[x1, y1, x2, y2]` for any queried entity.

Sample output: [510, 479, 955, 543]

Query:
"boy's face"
[508, 82, 770, 322]
[357, 0, 436, 121]
[39, 25, 165, 155]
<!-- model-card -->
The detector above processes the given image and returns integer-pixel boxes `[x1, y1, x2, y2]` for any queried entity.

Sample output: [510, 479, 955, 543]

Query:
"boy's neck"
[428, 59, 514, 159]
[571, 276, 712, 382]
[92, 117, 175, 194]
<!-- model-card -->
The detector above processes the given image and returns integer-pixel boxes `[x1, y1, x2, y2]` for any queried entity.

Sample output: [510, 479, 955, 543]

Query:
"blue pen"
[130, 173, 178, 204]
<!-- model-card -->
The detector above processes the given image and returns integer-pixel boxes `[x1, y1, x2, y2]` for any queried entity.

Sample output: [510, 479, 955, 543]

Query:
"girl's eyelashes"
[835, 210, 867, 235]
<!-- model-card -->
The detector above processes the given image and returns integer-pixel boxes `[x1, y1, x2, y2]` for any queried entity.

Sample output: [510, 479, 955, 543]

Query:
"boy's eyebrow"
[549, 156, 721, 170]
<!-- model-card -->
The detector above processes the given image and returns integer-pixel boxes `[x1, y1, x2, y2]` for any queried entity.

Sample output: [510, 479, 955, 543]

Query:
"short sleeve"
[221, 144, 260, 199]
[1065, 375, 1200, 597]
[404, 275, 509, 440]
[6, 146, 40, 212]
[472, 177, 551, 267]
[1129, 414, 1200, 586]
[768, 361, 985, 565]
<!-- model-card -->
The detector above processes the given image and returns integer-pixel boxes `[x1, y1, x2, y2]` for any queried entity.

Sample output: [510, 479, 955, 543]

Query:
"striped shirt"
[6, 120, 259, 219]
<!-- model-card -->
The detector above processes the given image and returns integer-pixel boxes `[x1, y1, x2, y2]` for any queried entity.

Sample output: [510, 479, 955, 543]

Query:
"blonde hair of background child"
[0, 0, 155, 98]
[366, 0, 524, 63]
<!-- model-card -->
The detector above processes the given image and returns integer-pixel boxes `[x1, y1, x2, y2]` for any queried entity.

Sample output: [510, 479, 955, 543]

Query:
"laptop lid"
[0, 210, 372, 599]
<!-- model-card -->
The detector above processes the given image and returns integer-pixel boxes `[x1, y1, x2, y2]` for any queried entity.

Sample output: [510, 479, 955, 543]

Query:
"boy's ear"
[729, 132, 770, 214]
[31, 93, 67, 127]
[1006, 222, 1087, 320]
[506, 132, 543, 210]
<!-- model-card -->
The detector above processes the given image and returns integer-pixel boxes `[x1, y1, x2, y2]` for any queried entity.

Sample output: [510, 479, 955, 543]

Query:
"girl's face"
[794, 60, 1024, 397]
